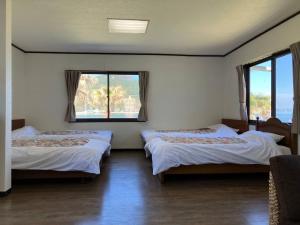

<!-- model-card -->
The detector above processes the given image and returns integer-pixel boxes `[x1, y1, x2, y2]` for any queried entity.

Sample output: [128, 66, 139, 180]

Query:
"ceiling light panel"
[108, 19, 149, 34]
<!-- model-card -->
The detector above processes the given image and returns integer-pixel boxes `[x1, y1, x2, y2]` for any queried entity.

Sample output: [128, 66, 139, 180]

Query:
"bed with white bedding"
[12, 136, 110, 174]
[142, 118, 294, 182]
[11, 119, 112, 179]
[145, 130, 291, 175]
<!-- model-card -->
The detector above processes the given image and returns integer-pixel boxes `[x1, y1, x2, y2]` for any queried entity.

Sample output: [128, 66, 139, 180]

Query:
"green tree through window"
[74, 73, 140, 121]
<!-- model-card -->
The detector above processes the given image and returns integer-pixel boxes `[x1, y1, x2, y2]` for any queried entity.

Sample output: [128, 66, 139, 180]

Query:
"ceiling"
[12, 0, 300, 55]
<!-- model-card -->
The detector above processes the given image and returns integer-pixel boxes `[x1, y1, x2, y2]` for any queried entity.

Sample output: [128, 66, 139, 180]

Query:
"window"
[248, 60, 272, 121]
[245, 50, 293, 123]
[276, 54, 293, 123]
[74, 72, 141, 122]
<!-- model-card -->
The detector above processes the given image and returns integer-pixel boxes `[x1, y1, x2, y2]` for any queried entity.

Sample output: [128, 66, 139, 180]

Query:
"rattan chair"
[269, 173, 279, 225]
[269, 155, 300, 225]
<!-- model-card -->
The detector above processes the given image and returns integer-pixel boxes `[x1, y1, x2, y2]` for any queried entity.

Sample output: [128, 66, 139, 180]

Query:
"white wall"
[14, 54, 224, 148]
[0, 0, 12, 193]
[12, 47, 25, 119]
[223, 14, 300, 119]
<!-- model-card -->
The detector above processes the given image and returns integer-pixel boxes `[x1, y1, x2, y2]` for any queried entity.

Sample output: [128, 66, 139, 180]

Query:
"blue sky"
[250, 53, 293, 111]
[276, 54, 293, 110]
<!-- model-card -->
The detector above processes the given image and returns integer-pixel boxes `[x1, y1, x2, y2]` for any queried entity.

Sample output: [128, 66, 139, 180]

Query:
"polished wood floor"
[0, 150, 269, 225]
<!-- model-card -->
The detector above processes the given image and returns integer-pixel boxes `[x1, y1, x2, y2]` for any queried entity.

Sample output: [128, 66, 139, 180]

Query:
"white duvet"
[145, 131, 291, 175]
[12, 137, 111, 174]
[141, 124, 238, 143]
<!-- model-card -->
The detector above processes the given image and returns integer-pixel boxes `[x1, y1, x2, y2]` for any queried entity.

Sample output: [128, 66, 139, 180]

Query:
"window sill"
[248, 120, 258, 125]
[74, 118, 144, 123]
[249, 119, 291, 125]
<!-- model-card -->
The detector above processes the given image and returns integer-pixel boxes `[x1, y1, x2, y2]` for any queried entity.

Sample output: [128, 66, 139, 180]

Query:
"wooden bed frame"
[11, 119, 101, 180]
[221, 118, 249, 133]
[255, 117, 296, 154]
[156, 118, 296, 183]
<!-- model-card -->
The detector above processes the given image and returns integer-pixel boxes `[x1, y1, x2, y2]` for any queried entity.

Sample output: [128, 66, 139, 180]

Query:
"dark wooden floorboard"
[0, 150, 269, 225]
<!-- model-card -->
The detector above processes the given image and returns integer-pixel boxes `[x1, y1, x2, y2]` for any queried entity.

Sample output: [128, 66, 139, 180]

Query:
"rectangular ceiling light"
[108, 19, 149, 34]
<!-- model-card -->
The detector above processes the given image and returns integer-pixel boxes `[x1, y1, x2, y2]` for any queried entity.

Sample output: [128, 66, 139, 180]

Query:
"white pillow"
[264, 132, 285, 143]
[209, 124, 239, 136]
[12, 126, 40, 139]
[241, 130, 284, 143]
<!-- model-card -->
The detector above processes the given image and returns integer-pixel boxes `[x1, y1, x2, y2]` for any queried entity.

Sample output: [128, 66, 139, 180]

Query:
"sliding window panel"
[75, 74, 108, 119]
[109, 74, 140, 119]
[276, 53, 293, 123]
[249, 60, 272, 121]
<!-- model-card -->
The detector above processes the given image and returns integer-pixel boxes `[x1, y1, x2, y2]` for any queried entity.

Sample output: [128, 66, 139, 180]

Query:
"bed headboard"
[256, 118, 297, 154]
[221, 119, 249, 133]
[12, 119, 25, 130]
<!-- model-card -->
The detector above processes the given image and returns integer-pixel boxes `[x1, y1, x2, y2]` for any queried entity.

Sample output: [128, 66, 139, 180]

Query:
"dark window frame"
[244, 49, 292, 124]
[75, 70, 142, 123]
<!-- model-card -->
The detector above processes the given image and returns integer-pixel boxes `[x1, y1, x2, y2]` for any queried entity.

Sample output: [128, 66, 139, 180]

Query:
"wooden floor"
[0, 150, 269, 225]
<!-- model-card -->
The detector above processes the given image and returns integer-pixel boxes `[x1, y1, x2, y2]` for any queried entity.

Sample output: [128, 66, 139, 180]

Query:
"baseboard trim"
[0, 188, 12, 197]
[111, 148, 144, 151]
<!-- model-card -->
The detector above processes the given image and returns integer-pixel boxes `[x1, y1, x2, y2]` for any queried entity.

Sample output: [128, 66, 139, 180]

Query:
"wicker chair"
[269, 155, 300, 225]
[269, 173, 279, 225]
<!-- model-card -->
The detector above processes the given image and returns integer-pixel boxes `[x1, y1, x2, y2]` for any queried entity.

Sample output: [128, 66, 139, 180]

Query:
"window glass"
[109, 74, 140, 118]
[276, 54, 293, 123]
[249, 61, 272, 121]
[75, 74, 108, 119]
[74, 73, 141, 120]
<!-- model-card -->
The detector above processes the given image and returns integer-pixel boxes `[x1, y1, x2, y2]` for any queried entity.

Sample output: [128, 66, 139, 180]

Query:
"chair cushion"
[270, 155, 300, 225]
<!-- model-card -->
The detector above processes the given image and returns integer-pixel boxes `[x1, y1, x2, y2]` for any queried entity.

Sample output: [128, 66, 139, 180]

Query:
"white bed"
[11, 124, 112, 175]
[12, 136, 111, 174]
[145, 130, 291, 175]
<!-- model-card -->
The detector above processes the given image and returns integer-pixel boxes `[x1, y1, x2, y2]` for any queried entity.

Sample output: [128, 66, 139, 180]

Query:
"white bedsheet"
[145, 131, 291, 175]
[12, 137, 111, 174]
[141, 124, 238, 143]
